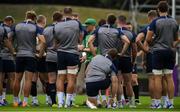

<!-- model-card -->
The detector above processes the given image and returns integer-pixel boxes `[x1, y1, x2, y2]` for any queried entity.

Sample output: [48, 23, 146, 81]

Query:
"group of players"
[0, 0, 179, 109]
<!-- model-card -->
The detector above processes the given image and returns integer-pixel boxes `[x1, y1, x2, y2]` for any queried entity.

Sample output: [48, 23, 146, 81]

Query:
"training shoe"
[52, 104, 58, 108]
[167, 104, 174, 109]
[102, 100, 107, 108]
[129, 104, 136, 108]
[58, 103, 64, 108]
[112, 102, 117, 109]
[86, 100, 97, 109]
[150, 104, 156, 109]
[22, 101, 29, 107]
[13, 102, 19, 107]
[3, 99, 8, 105]
[118, 101, 124, 108]
[0, 102, 5, 106]
[31, 101, 39, 106]
[155, 103, 162, 109]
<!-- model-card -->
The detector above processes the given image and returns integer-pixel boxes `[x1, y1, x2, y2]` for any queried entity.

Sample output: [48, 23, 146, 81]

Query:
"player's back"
[54, 19, 81, 54]
[15, 21, 37, 57]
[97, 24, 121, 55]
[152, 16, 178, 50]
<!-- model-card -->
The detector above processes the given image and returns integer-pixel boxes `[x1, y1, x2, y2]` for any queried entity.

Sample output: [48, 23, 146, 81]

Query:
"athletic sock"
[32, 97, 38, 103]
[14, 97, 19, 103]
[102, 95, 107, 102]
[97, 95, 101, 104]
[151, 99, 156, 105]
[57, 92, 64, 105]
[155, 99, 161, 105]
[128, 96, 135, 106]
[133, 85, 139, 102]
[169, 99, 174, 105]
[30, 81, 37, 97]
[121, 94, 125, 101]
[2, 89, 6, 100]
[71, 93, 76, 102]
[65, 93, 73, 106]
[49, 83, 57, 105]
[162, 96, 168, 105]
[0, 95, 3, 102]
[23, 97, 28, 103]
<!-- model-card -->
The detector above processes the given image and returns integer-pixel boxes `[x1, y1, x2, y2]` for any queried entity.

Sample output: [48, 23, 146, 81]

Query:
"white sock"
[71, 93, 76, 102]
[121, 95, 125, 101]
[57, 92, 64, 105]
[2, 90, 6, 100]
[169, 99, 174, 105]
[23, 97, 28, 103]
[155, 99, 161, 105]
[162, 96, 168, 103]
[128, 97, 135, 105]
[32, 97, 38, 102]
[65, 93, 73, 106]
[0, 95, 3, 102]
[14, 97, 19, 103]
[97, 95, 101, 104]
[151, 99, 156, 105]
[102, 95, 106, 102]
[46, 95, 48, 101]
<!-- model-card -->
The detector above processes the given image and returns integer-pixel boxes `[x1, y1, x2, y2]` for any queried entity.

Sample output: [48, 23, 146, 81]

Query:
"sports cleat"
[0, 102, 5, 106]
[86, 100, 97, 109]
[150, 104, 156, 109]
[102, 100, 108, 108]
[58, 103, 64, 108]
[155, 103, 162, 109]
[52, 104, 58, 108]
[129, 104, 136, 108]
[13, 102, 19, 107]
[118, 101, 124, 108]
[31, 102, 39, 106]
[112, 102, 117, 109]
[167, 104, 174, 109]
[3, 99, 8, 105]
[22, 101, 29, 107]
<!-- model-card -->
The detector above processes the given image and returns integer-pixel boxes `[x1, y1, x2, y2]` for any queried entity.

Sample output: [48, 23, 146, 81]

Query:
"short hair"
[107, 14, 116, 25]
[118, 15, 127, 24]
[63, 7, 72, 15]
[36, 15, 46, 24]
[4, 16, 15, 23]
[157, 1, 169, 13]
[25, 10, 37, 21]
[98, 19, 106, 26]
[147, 10, 158, 18]
[52, 11, 63, 22]
[72, 13, 79, 18]
[107, 48, 118, 59]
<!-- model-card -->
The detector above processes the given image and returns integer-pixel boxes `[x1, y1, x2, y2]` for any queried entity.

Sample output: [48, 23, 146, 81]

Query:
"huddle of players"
[0, 0, 179, 109]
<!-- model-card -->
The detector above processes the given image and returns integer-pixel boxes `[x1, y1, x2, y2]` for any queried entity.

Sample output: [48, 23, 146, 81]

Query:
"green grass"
[0, 4, 148, 25]
[0, 95, 180, 112]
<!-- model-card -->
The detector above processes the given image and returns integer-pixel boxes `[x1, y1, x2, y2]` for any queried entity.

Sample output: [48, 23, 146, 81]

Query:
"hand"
[78, 44, 84, 51]
[80, 56, 86, 63]
[141, 61, 146, 69]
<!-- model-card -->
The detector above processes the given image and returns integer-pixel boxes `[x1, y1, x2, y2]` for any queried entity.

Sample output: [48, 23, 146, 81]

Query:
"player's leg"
[163, 50, 175, 108]
[13, 57, 24, 106]
[31, 72, 38, 106]
[65, 52, 79, 108]
[152, 50, 164, 108]
[0, 69, 4, 106]
[162, 76, 168, 108]
[22, 57, 37, 107]
[47, 62, 57, 106]
[56, 51, 67, 108]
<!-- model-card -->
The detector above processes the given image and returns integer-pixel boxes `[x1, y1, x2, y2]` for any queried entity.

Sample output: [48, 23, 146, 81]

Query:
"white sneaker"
[118, 101, 124, 108]
[86, 100, 97, 109]
[112, 102, 117, 109]
[155, 103, 162, 109]
[129, 104, 136, 108]
[58, 103, 63, 108]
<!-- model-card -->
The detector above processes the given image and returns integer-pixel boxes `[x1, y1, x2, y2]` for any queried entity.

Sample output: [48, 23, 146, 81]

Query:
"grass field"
[0, 95, 180, 112]
[0, 4, 148, 25]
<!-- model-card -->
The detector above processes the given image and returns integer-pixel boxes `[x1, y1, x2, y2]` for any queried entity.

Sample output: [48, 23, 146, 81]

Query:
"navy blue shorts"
[2, 60, 15, 73]
[46, 61, 57, 73]
[0, 58, 2, 72]
[146, 52, 153, 73]
[86, 78, 111, 97]
[16, 57, 37, 73]
[36, 57, 47, 73]
[57, 51, 79, 70]
[119, 56, 132, 73]
[152, 50, 175, 70]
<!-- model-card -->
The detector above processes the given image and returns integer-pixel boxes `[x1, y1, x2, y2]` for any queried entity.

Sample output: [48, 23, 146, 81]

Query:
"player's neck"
[159, 12, 168, 17]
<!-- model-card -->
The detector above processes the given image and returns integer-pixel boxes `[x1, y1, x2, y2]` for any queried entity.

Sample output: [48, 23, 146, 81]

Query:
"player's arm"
[4, 36, 14, 55]
[88, 35, 97, 56]
[136, 32, 147, 52]
[37, 34, 46, 58]
[144, 30, 154, 53]
[120, 35, 130, 55]
[131, 42, 137, 65]
[173, 31, 180, 47]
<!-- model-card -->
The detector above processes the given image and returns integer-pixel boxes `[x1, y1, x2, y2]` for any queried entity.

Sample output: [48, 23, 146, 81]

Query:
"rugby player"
[145, 1, 179, 108]
[13, 11, 46, 107]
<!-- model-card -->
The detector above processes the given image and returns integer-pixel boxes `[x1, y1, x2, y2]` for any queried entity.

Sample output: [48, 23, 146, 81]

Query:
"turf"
[0, 95, 180, 112]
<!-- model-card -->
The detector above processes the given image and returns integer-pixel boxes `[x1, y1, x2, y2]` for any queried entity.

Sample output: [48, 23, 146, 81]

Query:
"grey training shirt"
[85, 55, 117, 83]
